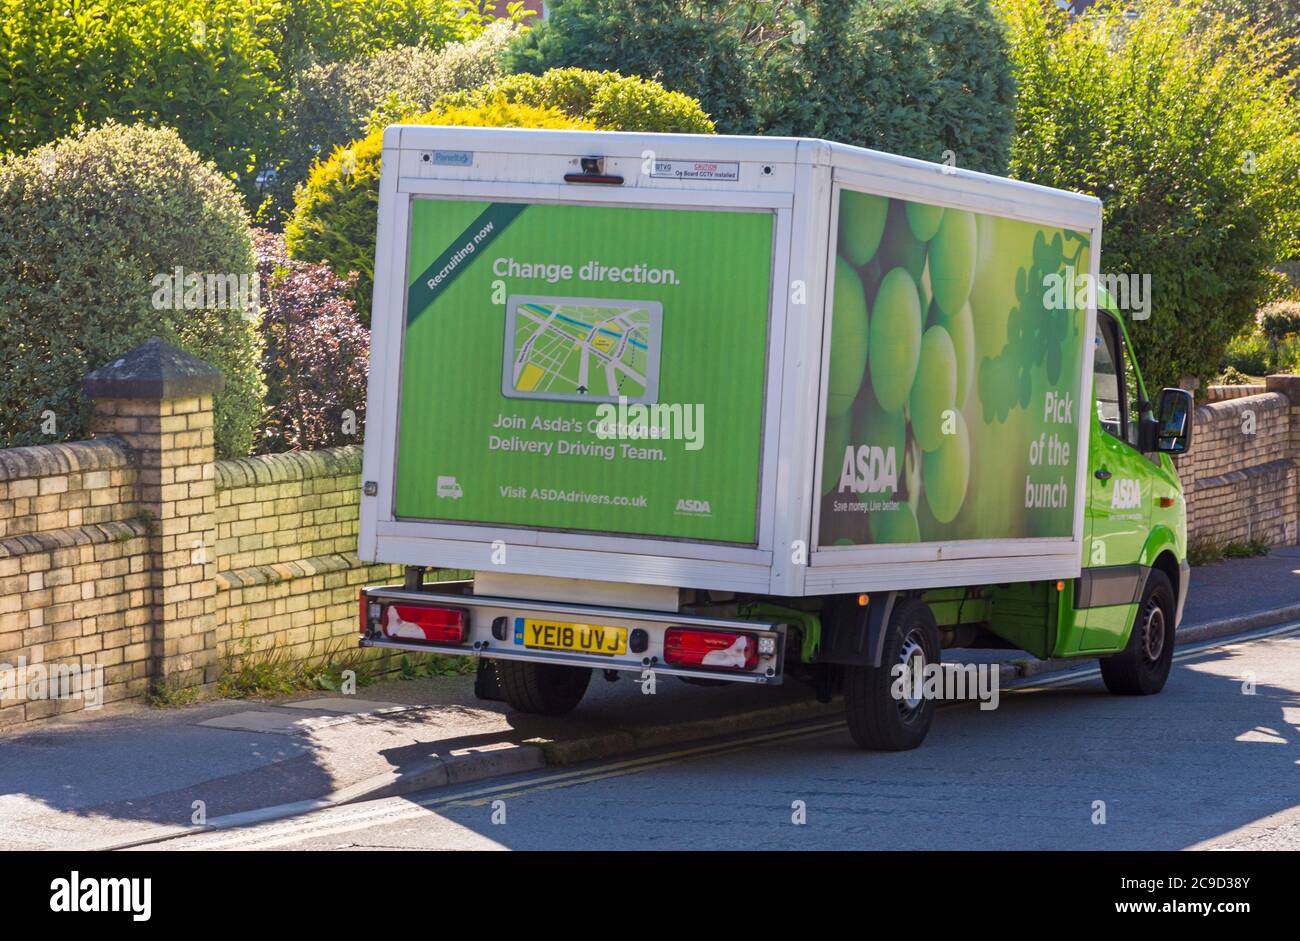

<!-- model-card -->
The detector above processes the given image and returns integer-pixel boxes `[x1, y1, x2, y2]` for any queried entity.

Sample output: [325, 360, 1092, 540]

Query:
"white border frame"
[360, 128, 799, 593]
[359, 128, 1103, 596]
[799, 148, 1101, 593]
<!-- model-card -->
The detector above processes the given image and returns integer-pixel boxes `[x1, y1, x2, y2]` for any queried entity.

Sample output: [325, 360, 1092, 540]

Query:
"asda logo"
[1111, 479, 1142, 510]
[837, 445, 899, 495]
[675, 498, 712, 515]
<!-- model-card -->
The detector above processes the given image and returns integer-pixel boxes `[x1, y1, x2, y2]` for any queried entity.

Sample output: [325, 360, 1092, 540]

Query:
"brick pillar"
[82, 339, 225, 690]
[1265, 374, 1300, 545]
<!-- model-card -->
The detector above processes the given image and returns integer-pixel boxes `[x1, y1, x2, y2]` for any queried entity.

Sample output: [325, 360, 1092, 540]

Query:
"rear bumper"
[359, 584, 787, 685]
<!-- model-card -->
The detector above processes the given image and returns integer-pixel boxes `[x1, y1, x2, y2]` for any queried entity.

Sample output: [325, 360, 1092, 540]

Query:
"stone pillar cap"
[82, 338, 225, 400]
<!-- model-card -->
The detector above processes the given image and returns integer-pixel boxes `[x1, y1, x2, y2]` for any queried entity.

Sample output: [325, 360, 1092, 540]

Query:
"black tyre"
[494, 659, 592, 715]
[1100, 569, 1175, 696]
[844, 599, 940, 751]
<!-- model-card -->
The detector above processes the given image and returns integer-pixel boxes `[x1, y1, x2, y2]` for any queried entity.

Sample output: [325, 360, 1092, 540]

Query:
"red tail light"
[663, 627, 758, 671]
[380, 604, 468, 644]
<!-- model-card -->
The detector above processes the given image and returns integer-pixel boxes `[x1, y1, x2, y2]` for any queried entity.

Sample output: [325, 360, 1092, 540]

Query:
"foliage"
[504, 0, 795, 133]
[1257, 300, 1300, 343]
[1196, 0, 1300, 85]
[253, 231, 369, 452]
[504, 0, 1015, 172]
[217, 636, 379, 699]
[286, 101, 591, 323]
[0, 0, 282, 207]
[0, 123, 265, 456]
[0, 1, 522, 213]
[397, 653, 475, 679]
[1187, 534, 1271, 566]
[998, 0, 1300, 391]
[1220, 334, 1271, 376]
[268, 0, 519, 78]
[1214, 365, 1253, 385]
[422, 67, 717, 135]
[269, 20, 519, 220]
[760, 0, 1016, 172]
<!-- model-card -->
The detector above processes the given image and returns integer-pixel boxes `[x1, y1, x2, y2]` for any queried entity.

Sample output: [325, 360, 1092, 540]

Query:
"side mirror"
[1151, 387, 1193, 454]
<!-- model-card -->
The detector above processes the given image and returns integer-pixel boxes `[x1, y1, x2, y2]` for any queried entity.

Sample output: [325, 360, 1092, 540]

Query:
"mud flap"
[818, 592, 897, 668]
[474, 657, 503, 701]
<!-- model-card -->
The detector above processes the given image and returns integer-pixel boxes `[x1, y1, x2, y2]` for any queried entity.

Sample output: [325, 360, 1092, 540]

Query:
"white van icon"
[436, 476, 463, 499]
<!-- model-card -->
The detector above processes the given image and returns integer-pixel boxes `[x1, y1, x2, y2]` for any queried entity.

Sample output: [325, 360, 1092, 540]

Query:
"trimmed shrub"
[253, 231, 369, 452]
[998, 0, 1300, 391]
[269, 21, 519, 220]
[0, 123, 265, 456]
[427, 68, 717, 135]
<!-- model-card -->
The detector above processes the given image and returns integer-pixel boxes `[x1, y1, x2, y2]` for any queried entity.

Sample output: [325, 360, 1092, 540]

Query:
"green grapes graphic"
[977, 229, 1090, 424]
[838, 190, 889, 266]
[827, 256, 870, 417]
[922, 410, 970, 524]
[909, 325, 957, 453]
[869, 266, 923, 412]
[905, 202, 944, 242]
[928, 208, 977, 318]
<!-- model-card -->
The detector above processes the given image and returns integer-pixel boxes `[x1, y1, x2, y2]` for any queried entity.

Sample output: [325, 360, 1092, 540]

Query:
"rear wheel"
[1099, 569, 1175, 695]
[844, 599, 940, 751]
[494, 660, 592, 715]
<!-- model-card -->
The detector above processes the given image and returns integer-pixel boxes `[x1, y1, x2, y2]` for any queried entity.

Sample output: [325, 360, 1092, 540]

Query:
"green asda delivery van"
[357, 127, 1193, 750]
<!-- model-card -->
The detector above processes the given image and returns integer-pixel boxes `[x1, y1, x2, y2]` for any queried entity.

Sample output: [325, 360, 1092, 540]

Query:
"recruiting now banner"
[817, 188, 1092, 547]
[394, 198, 774, 544]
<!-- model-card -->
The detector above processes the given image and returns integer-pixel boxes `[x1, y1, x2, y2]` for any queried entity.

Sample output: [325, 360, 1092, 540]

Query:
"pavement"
[2, 549, 1298, 851]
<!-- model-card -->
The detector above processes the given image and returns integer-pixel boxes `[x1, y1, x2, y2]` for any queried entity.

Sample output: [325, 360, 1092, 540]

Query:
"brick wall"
[213, 448, 400, 665]
[1175, 386, 1298, 546]
[0, 440, 152, 726]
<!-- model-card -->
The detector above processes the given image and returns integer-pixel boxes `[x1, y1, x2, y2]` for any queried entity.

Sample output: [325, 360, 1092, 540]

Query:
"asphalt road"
[140, 623, 1300, 851]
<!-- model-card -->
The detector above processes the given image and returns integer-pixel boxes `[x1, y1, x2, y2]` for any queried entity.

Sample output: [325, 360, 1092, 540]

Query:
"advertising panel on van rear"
[394, 197, 774, 544]
[817, 188, 1092, 547]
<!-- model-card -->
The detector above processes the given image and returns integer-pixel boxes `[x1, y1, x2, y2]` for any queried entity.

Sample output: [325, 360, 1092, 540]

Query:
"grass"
[145, 674, 202, 707]
[1187, 535, 1271, 567]
[396, 653, 475, 680]
[216, 637, 381, 699]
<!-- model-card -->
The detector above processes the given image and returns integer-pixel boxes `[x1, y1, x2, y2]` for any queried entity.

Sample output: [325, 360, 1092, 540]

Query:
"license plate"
[518, 618, 628, 656]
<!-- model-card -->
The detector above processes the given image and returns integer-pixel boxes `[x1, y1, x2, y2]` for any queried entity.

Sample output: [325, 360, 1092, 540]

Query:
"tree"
[998, 0, 1300, 390]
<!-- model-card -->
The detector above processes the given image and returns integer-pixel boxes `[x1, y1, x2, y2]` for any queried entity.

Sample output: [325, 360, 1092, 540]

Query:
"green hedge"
[0, 123, 265, 456]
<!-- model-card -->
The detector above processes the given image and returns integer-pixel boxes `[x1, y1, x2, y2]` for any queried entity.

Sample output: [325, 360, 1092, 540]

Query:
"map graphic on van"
[502, 295, 663, 404]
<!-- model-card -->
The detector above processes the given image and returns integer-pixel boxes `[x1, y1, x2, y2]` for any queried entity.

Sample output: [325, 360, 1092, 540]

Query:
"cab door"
[1078, 311, 1151, 652]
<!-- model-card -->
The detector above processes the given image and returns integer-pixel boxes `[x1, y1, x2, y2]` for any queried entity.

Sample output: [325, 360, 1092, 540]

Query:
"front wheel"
[844, 599, 940, 751]
[494, 659, 592, 715]
[1099, 569, 1175, 695]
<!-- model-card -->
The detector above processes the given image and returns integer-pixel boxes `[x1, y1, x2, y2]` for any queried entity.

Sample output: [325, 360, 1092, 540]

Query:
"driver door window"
[1093, 313, 1143, 449]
